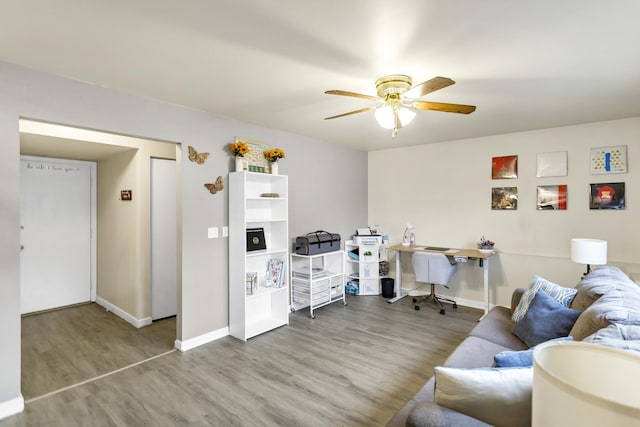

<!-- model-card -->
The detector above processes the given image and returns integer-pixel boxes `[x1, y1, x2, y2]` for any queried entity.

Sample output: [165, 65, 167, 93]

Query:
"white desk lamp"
[402, 223, 414, 246]
[571, 238, 607, 276]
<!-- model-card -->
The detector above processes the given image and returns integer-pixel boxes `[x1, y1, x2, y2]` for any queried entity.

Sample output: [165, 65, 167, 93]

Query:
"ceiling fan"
[324, 75, 476, 138]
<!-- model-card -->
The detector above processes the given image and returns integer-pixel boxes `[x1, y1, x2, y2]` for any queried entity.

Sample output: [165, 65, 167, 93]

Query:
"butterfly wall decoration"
[204, 176, 224, 195]
[188, 145, 209, 165]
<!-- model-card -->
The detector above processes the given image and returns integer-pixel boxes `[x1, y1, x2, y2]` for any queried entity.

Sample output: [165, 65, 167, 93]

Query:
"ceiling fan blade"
[413, 101, 476, 114]
[405, 76, 455, 99]
[325, 90, 380, 102]
[324, 106, 377, 120]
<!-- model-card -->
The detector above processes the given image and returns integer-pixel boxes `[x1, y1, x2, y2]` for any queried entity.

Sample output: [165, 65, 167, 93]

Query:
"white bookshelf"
[229, 171, 289, 341]
[345, 240, 387, 295]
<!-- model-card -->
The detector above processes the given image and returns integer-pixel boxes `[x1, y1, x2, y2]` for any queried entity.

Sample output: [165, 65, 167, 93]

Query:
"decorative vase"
[270, 161, 278, 175]
[235, 156, 245, 172]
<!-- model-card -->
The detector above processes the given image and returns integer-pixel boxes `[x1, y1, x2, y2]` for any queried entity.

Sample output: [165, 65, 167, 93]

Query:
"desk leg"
[479, 258, 490, 320]
[388, 250, 406, 303]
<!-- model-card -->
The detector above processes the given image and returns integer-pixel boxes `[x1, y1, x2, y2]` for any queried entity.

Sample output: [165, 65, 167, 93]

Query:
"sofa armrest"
[511, 288, 526, 314]
[406, 401, 492, 427]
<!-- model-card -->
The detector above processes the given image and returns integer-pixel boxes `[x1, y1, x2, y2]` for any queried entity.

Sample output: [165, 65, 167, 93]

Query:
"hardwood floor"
[4, 295, 481, 427]
[21, 303, 176, 400]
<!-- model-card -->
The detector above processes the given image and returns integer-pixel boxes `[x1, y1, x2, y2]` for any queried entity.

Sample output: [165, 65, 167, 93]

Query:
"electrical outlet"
[208, 227, 218, 239]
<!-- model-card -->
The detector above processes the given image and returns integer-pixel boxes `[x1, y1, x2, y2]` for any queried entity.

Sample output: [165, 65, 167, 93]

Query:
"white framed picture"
[536, 151, 568, 177]
[590, 145, 627, 174]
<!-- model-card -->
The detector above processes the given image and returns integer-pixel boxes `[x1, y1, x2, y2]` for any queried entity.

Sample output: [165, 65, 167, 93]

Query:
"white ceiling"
[2, 1, 640, 151]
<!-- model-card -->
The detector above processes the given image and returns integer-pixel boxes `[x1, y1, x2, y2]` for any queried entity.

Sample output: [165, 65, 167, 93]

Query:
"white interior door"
[20, 156, 95, 314]
[151, 158, 177, 320]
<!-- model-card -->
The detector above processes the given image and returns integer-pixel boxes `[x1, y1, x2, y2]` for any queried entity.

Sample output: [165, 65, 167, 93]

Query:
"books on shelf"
[266, 259, 287, 288]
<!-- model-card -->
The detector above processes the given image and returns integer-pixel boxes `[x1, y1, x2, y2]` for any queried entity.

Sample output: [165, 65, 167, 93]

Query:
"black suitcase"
[295, 230, 341, 255]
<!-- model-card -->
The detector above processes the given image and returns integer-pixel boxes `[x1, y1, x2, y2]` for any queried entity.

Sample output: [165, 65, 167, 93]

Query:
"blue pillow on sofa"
[512, 290, 581, 347]
[494, 336, 574, 367]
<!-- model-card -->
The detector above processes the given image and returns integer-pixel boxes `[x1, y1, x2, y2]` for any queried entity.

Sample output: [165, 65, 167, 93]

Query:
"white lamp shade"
[533, 341, 640, 426]
[374, 105, 416, 129]
[571, 238, 607, 265]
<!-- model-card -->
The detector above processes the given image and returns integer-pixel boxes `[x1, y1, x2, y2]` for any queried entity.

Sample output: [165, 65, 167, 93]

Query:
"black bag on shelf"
[295, 230, 341, 255]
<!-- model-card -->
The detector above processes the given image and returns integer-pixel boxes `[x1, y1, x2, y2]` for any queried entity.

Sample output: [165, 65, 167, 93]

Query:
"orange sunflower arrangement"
[264, 148, 286, 162]
[229, 141, 250, 157]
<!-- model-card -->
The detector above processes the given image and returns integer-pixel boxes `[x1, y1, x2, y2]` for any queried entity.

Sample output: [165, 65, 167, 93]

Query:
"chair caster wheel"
[414, 306, 420, 311]
[453, 303, 458, 309]
[412, 298, 417, 303]
[440, 309, 445, 315]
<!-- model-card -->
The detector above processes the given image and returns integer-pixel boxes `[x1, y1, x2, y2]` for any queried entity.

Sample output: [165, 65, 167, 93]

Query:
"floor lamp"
[571, 238, 607, 277]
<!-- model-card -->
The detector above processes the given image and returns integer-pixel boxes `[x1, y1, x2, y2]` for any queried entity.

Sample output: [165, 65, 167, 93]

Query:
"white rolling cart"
[290, 250, 346, 318]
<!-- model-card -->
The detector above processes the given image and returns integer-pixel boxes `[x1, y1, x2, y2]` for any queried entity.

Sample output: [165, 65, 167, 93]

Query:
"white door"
[151, 158, 177, 320]
[20, 156, 95, 314]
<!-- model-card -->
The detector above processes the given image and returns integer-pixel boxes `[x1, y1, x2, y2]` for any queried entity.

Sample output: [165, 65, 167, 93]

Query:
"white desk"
[388, 244, 495, 317]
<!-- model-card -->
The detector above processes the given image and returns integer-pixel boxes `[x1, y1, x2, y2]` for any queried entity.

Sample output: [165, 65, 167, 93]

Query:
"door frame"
[20, 155, 97, 306]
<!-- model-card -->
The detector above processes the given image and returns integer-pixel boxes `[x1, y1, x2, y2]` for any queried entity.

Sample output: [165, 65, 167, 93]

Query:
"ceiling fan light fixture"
[374, 105, 416, 129]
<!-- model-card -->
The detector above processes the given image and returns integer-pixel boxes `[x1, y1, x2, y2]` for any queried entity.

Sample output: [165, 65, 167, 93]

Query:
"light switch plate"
[208, 227, 218, 239]
[222, 226, 228, 237]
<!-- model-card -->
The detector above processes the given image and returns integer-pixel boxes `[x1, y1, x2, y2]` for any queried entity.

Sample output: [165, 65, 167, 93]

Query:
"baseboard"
[175, 327, 229, 352]
[95, 297, 152, 328]
[0, 395, 24, 421]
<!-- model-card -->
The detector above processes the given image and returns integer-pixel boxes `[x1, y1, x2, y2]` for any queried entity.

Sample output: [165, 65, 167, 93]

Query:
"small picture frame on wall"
[492, 155, 518, 179]
[590, 145, 627, 174]
[492, 187, 518, 210]
[589, 182, 625, 210]
[537, 185, 567, 210]
[536, 151, 568, 177]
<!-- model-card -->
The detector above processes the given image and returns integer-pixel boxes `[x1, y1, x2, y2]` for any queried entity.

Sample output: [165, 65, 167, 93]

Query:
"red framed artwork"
[492, 155, 518, 179]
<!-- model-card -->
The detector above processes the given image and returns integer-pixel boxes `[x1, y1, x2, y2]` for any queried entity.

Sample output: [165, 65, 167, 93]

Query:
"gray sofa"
[385, 265, 640, 427]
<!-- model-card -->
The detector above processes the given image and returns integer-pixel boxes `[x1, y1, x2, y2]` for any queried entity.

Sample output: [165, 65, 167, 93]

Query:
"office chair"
[409, 252, 458, 314]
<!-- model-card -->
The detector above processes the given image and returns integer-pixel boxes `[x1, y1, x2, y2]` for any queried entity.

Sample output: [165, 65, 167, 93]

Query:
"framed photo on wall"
[537, 185, 567, 210]
[492, 187, 518, 210]
[590, 145, 627, 174]
[536, 151, 568, 177]
[492, 155, 518, 179]
[590, 182, 625, 210]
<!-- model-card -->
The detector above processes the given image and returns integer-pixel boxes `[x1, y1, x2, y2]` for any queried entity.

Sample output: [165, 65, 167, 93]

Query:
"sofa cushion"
[512, 290, 581, 347]
[583, 322, 640, 352]
[570, 266, 636, 311]
[494, 336, 574, 367]
[434, 366, 532, 427]
[570, 272, 640, 340]
[445, 336, 521, 368]
[407, 401, 492, 427]
[469, 306, 528, 350]
[512, 275, 576, 322]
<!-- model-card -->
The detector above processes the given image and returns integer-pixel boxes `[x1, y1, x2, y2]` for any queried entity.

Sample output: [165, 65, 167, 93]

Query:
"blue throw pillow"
[511, 275, 577, 322]
[512, 290, 582, 347]
[494, 336, 574, 367]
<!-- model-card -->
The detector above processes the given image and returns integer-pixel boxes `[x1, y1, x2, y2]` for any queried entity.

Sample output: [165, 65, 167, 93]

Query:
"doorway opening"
[19, 118, 182, 400]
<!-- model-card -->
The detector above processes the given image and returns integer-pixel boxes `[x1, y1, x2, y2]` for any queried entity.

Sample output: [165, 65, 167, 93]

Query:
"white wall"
[369, 118, 640, 308]
[0, 60, 367, 417]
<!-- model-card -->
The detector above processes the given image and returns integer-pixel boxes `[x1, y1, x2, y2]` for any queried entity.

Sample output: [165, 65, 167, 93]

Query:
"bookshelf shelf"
[229, 172, 289, 341]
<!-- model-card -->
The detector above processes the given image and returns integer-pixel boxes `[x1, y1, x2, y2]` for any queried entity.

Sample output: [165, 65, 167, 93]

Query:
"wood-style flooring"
[21, 303, 176, 400]
[3, 295, 481, 427]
